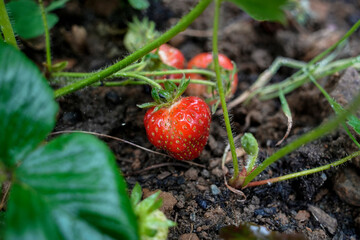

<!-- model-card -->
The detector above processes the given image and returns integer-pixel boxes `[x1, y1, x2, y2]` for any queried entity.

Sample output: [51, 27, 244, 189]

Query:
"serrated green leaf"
[128, 0, 149, 10]
[46, 0, 69, 12]
[6, 133, 139, 240]
[6, 0, 58, 39]
[136, 191, 160, 215]
[227, 0, 289, 23]
[0, 42, 58, 167]
[158, 89, 172, 101]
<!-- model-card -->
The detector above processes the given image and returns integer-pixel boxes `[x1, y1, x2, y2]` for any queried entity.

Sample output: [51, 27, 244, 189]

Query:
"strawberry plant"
[2, 0, 360, 238]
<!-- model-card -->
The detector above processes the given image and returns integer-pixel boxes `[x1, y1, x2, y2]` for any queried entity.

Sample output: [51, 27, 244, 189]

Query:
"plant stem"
[116, 73, 163, 89]
[309, 19, 360, 65]
[0, 0, 18, 49]
[38, 0, 52, 72]
[246, 150, 360, 187]
[243, 90, 360, 187]
[134, 69, 216, 78]
[54, 0, 212, 98]
[212, 0, 239, 183]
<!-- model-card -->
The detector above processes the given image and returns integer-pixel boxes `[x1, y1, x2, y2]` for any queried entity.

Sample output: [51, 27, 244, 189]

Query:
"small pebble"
[210, 184, 221, 195]
[333, 167, 360, 207]
[308, 205, 337, 235]
[201, 169, 210, 178]
[185, 168, 199, 180]
[179, 233, 199, 240]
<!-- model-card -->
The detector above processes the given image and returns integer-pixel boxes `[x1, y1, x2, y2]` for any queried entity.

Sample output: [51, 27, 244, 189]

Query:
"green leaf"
[131, 182, 143, 207]
[128, 0, 149, 10]
[6, 0, 58, 39]
[0, 42, 58, 167]
[6, 133, 139, 240]
[227, 0, 289, 23]
[46, 0, 70, 12]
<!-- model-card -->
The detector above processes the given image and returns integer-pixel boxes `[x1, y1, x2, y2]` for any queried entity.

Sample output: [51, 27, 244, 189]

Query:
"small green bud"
[241, 133, 258, 156]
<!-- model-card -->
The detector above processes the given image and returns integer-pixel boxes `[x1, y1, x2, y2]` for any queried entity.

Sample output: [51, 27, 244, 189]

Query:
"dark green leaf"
[0, 42, 58, 167]
[6, 0, 58, 39]
[227, 0, 289, 23]
[128, 0, 149, 10]
[6, 133, 139, 240]
[46, 0, 70, 12]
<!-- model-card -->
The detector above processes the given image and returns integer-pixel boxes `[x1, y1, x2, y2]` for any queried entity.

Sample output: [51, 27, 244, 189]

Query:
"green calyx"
[124, 17, 160, 53]
[137, 77, 190, 111]
[131, 183, 176, 240]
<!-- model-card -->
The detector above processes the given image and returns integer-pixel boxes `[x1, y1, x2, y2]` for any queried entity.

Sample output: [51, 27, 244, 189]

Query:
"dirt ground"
[23, 0, 360, 239]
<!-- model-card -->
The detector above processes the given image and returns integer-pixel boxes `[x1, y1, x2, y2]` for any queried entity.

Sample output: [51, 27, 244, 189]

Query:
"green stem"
[134, 69, 216, 78]
[116, 73, 163, 89]
[243, 90, 360, 187]
[309, 19, 360, 65]
[246, 151, 360, 187]
[212, 0, 239, 183]
[54, 0, 212, 98]
[38, 0, 52, 72]
[259, 56, 360, 100]
[0, 0, 18, 49]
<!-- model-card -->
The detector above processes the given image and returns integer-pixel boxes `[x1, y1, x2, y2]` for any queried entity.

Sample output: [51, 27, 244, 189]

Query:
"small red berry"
[186, 52, 238, 97]
[144, 96, 211, 161]
[153, 44, 185, 80]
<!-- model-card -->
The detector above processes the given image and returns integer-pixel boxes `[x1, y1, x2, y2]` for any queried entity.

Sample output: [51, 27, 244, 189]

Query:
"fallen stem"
[245, 150, 360, 187]
[243, 89, 360, 187]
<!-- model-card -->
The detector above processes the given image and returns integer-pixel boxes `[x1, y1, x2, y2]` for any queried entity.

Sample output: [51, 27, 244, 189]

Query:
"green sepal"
[174, 77, 190, 100]
[50, 61, 68, 72]
[158, 89, 172, 102]
[130, 182, 142, 207]
[137, 102, 158, 109]
[135, 191, 161, 215]
[164, 80, 177, 93]
[151, 88, 162, 103]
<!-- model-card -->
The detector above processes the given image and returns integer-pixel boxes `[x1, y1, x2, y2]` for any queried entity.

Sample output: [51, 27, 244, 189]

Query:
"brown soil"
[24, 0, 360, 239]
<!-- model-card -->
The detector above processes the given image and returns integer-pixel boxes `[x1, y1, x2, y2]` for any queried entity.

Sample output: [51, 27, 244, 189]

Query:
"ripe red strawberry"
[186, 52, 238, 97]
[144, 96, 211, 161]
[153, 44, 185, 80]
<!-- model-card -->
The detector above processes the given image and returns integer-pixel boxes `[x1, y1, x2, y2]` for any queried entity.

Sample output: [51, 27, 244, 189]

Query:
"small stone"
[308, 205, 338, 235]
[184, 167, 199, 180]
[210, 184, 221, 195]
[196, 185, 208, 191]
[201, 169, 210, 178]
[157, 171, 171, 180]
[211, 167, 223, 178]
[179, 233, 199, 240]
[143, 189, 177, 215]
[209, 158, 221, 169]
[254, 207, 277, 217]
[295, 210, 310, 223]
[275, 213, 289, 225]
[333, 167, 360, 207]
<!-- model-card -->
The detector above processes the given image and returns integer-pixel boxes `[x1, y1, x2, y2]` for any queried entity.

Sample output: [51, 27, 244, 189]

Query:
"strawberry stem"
[212, 0, 240, 184]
